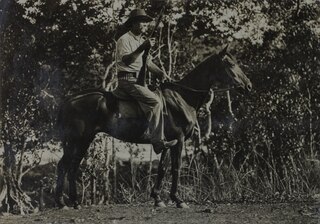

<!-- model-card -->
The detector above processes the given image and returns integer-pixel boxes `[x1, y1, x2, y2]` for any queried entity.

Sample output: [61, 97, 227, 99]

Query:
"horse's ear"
[219, 44, 229, 57]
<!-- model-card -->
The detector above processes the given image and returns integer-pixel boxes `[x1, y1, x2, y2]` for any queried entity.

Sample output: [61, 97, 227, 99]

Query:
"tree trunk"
[90, 175, 96, 205]
[147, 145, 153, 195]
[1, 143, 34, 214]
[307, 88, 314, 158]
[111, 138, 117, 200]
[101, 137, 110, 204]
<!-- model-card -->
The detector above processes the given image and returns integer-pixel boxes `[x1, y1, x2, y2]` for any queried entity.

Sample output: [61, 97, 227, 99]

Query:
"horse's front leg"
[67, 138, 89, 209]
[170, 136, 189, 208]
[151, 147, 170, 207]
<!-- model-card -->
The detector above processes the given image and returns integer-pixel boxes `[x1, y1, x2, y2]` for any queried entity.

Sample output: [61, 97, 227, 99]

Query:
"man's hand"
[141, 38, 156, 50]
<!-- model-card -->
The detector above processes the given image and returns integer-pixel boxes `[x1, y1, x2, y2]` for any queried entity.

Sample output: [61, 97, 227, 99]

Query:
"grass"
[17, 140, 320, 210]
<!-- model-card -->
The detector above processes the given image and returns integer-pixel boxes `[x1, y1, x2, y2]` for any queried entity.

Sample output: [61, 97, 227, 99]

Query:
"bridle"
[164, 53, 243, 94]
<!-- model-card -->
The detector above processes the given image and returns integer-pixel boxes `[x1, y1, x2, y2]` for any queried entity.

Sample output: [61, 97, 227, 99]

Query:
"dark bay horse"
[55, 45, 252, 209]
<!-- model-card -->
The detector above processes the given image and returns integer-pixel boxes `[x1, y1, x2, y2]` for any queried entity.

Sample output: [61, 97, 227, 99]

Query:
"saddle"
[104, 90, 145, 119]
[107, 87, 197, 136]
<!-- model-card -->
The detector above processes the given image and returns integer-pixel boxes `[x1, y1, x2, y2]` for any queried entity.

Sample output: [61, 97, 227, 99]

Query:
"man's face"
[131, 21, 149, 35]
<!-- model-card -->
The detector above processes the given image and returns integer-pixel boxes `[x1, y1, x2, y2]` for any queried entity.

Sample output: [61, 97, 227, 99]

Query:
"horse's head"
[209, 45, 252, 92]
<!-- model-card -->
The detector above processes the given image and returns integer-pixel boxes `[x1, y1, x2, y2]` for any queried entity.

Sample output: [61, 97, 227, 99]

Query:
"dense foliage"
[0, 0, 319, 213]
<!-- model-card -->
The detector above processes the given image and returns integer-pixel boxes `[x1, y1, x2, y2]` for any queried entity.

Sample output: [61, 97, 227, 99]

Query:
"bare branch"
[204, 89, 214, 139]
[156, 26, 169, 77]
[295, 0, 300, 17]
[101, 61, 116, 89]
[167, 22, 172, 77]
[227, 90, 237, 121]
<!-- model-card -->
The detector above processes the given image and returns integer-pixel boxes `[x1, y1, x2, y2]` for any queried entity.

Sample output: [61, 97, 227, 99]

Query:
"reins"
[167, 81, 235, 94]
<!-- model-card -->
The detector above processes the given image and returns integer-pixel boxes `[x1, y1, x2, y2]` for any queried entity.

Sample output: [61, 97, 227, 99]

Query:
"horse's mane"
[172, 52, 219, 83]
[191, 53, 219, 72]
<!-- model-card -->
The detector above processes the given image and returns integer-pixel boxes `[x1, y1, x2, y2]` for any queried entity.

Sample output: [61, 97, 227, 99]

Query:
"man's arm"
[122, 44, 145, 66]
[121, 38, 155, 66]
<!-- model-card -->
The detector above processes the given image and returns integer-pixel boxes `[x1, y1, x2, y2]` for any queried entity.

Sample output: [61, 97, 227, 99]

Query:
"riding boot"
[152, 139, 178, 154]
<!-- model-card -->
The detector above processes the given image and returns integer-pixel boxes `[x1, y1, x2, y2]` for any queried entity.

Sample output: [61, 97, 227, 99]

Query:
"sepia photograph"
[0, 0, 319, 223]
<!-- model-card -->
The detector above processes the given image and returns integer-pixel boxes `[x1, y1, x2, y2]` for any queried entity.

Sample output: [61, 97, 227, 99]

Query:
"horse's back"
[61, 88, 145, 120]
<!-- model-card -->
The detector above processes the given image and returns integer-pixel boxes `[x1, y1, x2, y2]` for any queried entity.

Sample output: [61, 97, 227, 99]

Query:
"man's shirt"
[116, 31, 145, 73]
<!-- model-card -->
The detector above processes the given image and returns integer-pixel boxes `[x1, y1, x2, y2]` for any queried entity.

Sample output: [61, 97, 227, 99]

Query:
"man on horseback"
[114, 8, 178, 154]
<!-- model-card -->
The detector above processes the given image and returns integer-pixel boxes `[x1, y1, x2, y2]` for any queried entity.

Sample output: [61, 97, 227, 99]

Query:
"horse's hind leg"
[151, 148, 170, 207]
[55, 142, 72, 209]
[67, 139, 90, 209]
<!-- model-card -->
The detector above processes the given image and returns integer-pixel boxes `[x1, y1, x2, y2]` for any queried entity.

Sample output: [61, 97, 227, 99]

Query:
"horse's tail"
[55, 97, 69, 143]
[56, 103, 64, 129]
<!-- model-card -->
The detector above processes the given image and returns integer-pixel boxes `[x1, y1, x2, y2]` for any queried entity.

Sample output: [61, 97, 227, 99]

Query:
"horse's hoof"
[177, 202, 189, 209]
[55, 197, 67, 209]
[155, 201, 166, 208]
[73, 204, 81, 210]
[56, 203, 69, 210]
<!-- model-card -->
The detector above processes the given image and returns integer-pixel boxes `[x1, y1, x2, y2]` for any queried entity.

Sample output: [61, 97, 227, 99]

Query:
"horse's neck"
[174, 88, 208, 110]
[176, 61, 214, 110]
[178, 67, 211, 91]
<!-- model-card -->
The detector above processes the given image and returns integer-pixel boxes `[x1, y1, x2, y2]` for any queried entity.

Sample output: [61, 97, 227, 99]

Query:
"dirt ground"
[1, 202, 320, 224]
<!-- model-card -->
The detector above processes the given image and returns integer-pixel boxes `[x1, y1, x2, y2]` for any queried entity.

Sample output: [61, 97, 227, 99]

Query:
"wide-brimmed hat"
[124, 9, 153, 27]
